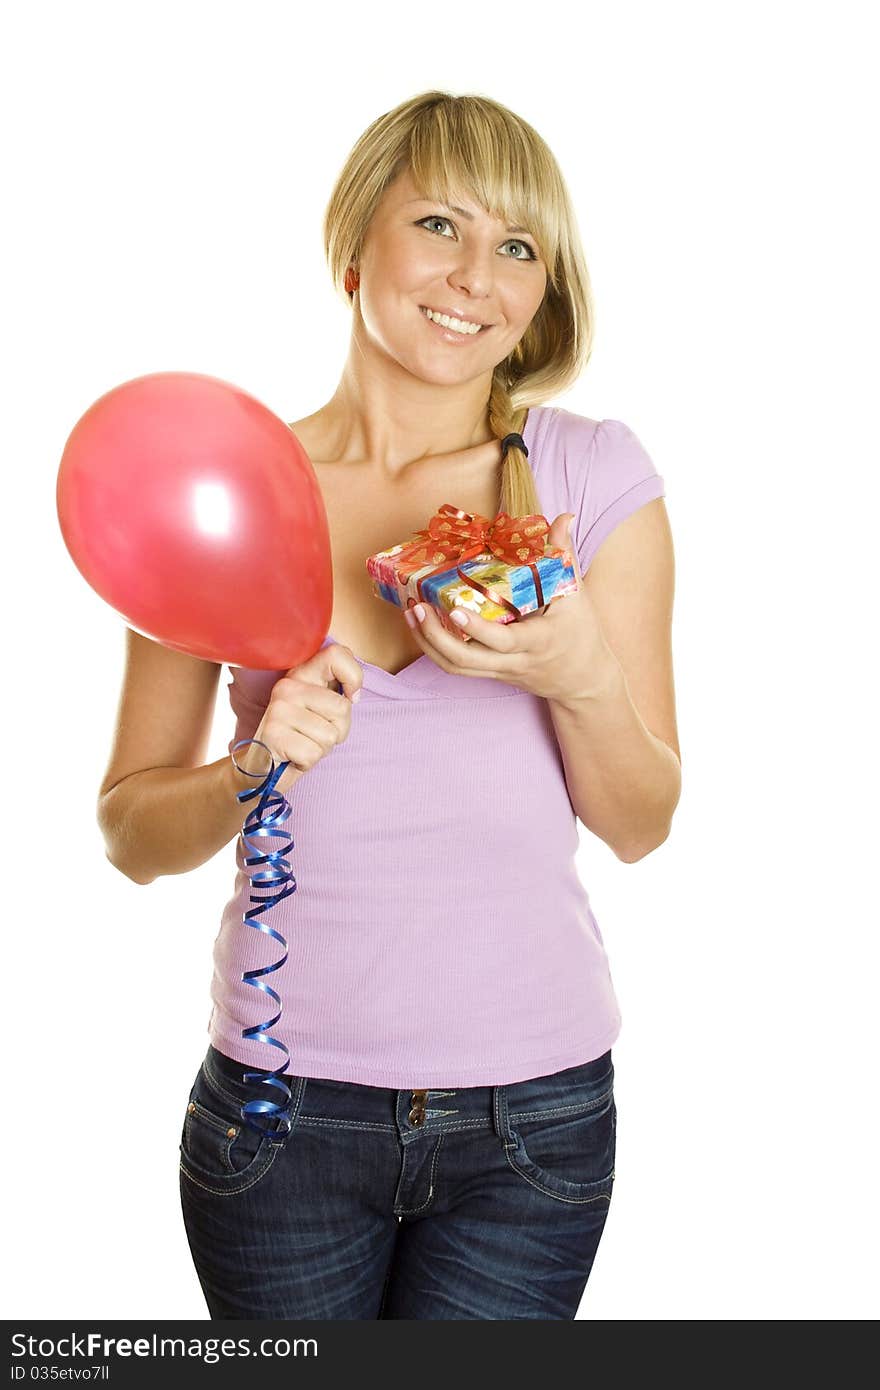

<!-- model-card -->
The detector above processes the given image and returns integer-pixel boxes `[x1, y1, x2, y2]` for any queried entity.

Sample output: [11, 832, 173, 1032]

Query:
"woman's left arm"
[547, 498, 681, 861]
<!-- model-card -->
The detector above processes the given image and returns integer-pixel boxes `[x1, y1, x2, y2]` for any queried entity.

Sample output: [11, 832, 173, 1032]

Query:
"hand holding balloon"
[56, 369, 343, 1135]
[233, 642, 364, 798]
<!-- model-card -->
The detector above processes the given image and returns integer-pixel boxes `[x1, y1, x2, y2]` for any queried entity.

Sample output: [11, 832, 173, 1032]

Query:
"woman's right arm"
[97, 628, 363, 886]
[98, 756, 281, 885]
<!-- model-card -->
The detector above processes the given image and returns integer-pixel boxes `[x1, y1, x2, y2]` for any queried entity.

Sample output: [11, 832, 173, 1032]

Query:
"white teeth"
[422, 306, 483, 335]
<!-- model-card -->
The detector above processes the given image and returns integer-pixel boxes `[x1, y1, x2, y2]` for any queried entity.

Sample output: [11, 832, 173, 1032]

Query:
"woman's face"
[353, 166, 548, 385]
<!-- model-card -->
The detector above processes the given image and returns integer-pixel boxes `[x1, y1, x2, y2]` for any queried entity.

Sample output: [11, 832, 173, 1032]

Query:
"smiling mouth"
[419, 305, 492, 334]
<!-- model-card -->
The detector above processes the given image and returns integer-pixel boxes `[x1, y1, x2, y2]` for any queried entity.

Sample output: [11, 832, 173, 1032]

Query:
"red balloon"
[56, 371, 333, 670]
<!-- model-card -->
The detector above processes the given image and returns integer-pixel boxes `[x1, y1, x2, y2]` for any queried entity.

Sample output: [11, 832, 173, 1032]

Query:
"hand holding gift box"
[365, 503, 579, 642]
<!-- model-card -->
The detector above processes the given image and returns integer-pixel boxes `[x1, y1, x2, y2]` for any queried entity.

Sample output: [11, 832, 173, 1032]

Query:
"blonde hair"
[322, 89, 595, 519]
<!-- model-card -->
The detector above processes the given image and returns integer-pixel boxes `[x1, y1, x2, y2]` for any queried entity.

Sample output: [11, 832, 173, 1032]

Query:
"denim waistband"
[203, 1044, 614, 1142]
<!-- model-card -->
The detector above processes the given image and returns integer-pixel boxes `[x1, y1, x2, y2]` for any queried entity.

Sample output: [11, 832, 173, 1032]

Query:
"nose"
[446, 249, 496, 303]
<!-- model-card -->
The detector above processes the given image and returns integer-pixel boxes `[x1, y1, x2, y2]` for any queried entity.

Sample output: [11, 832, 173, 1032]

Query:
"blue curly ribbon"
[228, 738, 298, 1142]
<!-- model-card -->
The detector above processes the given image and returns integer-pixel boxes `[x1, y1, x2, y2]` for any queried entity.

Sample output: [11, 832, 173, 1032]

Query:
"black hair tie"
[500, 432, 528, 459]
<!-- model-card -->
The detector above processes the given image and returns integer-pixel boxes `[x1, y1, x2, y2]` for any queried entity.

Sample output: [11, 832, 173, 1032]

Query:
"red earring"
[344, 267, 360, 294]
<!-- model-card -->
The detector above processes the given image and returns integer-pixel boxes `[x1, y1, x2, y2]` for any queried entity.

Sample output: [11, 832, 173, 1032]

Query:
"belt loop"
[492, 1084, 513, 1143]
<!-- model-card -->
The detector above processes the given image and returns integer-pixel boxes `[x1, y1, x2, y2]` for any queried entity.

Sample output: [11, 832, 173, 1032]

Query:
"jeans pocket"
[179, 1047, 302, 1198]
[504, 1068, 617, 1205]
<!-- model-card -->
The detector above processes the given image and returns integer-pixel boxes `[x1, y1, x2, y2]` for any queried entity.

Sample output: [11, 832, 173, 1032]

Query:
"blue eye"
[416, 215, 538, 262]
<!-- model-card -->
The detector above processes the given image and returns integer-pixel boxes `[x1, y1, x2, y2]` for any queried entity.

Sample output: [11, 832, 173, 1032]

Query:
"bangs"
[404, 112, 561, 280]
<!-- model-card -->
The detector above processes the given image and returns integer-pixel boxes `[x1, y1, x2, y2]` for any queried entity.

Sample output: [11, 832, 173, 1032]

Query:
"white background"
[4, 0, 877, 1322]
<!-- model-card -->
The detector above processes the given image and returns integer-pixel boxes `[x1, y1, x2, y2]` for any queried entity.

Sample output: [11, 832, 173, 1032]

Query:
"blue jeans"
[178, 1043, 617, 1319]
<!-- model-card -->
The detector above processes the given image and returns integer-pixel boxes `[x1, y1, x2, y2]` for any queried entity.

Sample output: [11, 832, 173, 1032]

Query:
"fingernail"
[404, 609, 417, 628]
[414, 604, 426, 622]
[449, 608, 468, 627]
[351, 689, 362, 703]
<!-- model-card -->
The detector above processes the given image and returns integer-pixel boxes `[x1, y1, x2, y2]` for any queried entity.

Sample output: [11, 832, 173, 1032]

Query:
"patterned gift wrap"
[365, 503, 578, 642]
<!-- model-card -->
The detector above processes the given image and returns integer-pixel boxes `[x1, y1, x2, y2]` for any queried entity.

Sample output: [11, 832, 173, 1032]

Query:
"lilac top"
[207, 407, 666, 1087]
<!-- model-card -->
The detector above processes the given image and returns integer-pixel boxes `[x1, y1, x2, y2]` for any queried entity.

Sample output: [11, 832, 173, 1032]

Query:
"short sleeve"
[575, 418, 666, 574]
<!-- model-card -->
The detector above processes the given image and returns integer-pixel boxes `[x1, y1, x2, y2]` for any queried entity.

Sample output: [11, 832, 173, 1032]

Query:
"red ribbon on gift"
[391, 503, 560, 621]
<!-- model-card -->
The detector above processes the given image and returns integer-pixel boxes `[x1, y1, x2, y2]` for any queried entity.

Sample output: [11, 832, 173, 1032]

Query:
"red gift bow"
[396, 502, 552, 568]
[390, 503, 563, 622]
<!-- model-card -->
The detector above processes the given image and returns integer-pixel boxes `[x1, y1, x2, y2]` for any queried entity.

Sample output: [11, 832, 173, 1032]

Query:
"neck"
[319, 323, 500, 475]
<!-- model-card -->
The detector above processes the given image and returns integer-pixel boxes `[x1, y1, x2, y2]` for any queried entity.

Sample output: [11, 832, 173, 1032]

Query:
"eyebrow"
[405, 198, 532, 237]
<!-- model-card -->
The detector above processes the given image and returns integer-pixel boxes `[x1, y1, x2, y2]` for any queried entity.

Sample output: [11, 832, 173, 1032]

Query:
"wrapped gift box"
[365, 503, 578, 642]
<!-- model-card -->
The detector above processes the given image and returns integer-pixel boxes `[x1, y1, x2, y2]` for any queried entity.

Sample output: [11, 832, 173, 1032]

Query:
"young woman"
[98, 89, 681, 1320]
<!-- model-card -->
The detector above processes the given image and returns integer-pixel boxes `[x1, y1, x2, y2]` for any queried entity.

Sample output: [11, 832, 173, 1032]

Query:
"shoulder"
[542, 409, 665, 573]
[536, 408, 660, 493]
[549, 408, 650, 462]
[527, 404, 598, 453]
[550, 405, 658, 486]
